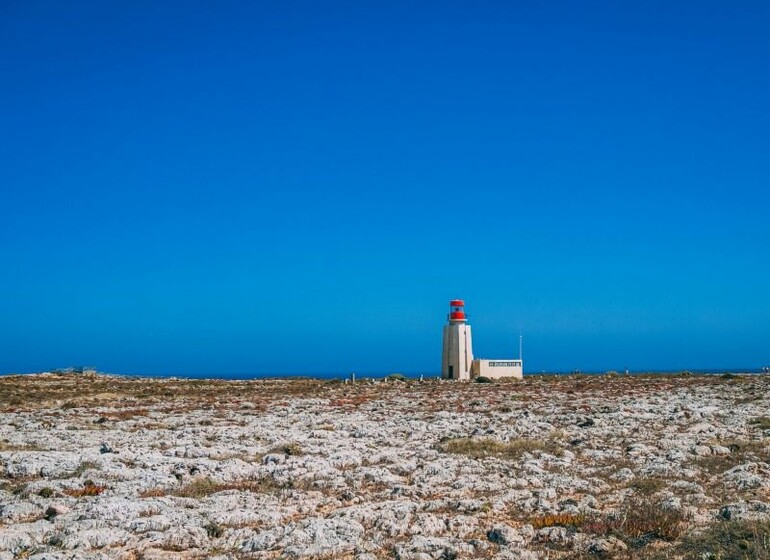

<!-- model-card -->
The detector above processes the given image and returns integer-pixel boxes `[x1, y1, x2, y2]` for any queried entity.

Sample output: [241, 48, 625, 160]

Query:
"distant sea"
[182, 367, 767, 380]
[9, 367, 766, 380]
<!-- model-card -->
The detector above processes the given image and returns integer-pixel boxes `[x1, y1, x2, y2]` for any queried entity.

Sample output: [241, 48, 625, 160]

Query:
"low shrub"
[271, 442, 303, 456]
[694, 439, 770, 474]
[138, 487, 167, 498]
[610, 496, 688, 543]
[75, 460, 101, 475]
[629, 477, 667, 495]
[64, 482, 105, 497]
[531, 513, 587, 530]
[678, 519, 770, 559]
[474, 376, 493, 383]
[204, 521, 224, 538]
[527, 496, 688, 549]
[105, 408, 150, 420]
[170, 476, 286, 498]
[173, 478, 221, 498]
[749, 416, 770, 430]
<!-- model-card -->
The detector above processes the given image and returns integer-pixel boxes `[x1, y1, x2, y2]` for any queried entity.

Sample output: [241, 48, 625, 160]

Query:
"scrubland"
[1, 372, 769, 559]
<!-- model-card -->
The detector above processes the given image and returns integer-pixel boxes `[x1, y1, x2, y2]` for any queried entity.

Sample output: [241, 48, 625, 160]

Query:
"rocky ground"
[1, 372, 769, 560]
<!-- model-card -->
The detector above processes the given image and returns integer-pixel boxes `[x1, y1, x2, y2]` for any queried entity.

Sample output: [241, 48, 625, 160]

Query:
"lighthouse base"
[441, 324, 473, 380]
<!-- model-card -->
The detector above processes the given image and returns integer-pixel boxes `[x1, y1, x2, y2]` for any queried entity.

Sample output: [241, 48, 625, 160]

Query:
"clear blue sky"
[2, 1, 768, 376]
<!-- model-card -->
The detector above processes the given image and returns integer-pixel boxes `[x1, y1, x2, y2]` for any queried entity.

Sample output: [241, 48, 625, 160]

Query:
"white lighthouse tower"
[442, 300, 474, 380]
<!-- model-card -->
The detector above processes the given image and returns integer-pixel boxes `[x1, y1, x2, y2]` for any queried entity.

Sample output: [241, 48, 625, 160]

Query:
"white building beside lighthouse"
[441, 299, 523, 380]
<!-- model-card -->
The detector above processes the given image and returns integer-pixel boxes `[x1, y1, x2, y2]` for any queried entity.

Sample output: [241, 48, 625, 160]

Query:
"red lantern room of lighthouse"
[448, 300, 466, 323]
[441, 299, 474, 380]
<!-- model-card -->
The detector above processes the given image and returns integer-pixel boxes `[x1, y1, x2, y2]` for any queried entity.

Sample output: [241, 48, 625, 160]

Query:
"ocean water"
[4, 367, 767, 380]
[15, 367, 763, 380]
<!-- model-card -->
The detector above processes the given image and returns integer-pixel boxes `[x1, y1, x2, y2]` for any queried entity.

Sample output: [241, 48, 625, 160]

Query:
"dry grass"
[528, 496, 689, 550]
[694, 439, 770, 474]
[138, 487, 167, 498]
[269, 442, 303, 456]
[607, 497, 689, 543]
[678, 519, 770, 560]
[63, 482, 105, 497]
[531, 513, 587, 530]
[437, 436, 562, 459]
[141, 476, 291, 499]
[750, 416, 770, 431]
[328, 395, 374, 408]
[628, 477, 667, 495]
[0, 370, 762, 418]
[0, 441, 45, 452]
[103, 408, 150, 420]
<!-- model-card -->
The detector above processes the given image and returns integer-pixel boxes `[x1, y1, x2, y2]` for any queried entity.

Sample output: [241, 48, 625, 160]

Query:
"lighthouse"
[441, 300, 474, 380]
[441, 299, 524, 380]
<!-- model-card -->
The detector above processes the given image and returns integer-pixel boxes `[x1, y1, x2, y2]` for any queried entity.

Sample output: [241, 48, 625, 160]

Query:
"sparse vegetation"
[2, 370, 770, 559]
[0, 441, 44, 452]
[693, 438, 770, 474]
[531, 513, 587, 530]
[609, 496, 689, 543]
[138, 487, 167, 498]
[628, 477, 667, 495]
[63, 481, 105, 497]
[203, 521, 224, 538]
[104, 408, 150, 420]
[750, 416, 770, 431]
[163, 476, 289, 498]
[437, 436, 562, 458]
[529, 496, 688, 548]
[270, 442, 303, 456]
[678, 519, 770, 560]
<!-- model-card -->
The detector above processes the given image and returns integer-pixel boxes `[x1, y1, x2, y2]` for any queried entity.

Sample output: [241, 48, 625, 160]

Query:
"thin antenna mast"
[519, 334, 523, 362]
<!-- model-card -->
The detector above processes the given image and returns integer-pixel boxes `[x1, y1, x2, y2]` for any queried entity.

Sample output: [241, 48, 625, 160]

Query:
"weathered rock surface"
[1, 372, 768, 558]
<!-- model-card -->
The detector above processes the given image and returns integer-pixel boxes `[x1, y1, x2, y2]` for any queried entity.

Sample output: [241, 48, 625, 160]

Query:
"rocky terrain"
[1, 372, 769, 560]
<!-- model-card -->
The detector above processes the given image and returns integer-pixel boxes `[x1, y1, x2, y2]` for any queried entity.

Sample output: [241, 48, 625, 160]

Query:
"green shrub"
[204, 521, 224, 538]
[474, 376, 493, 383]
